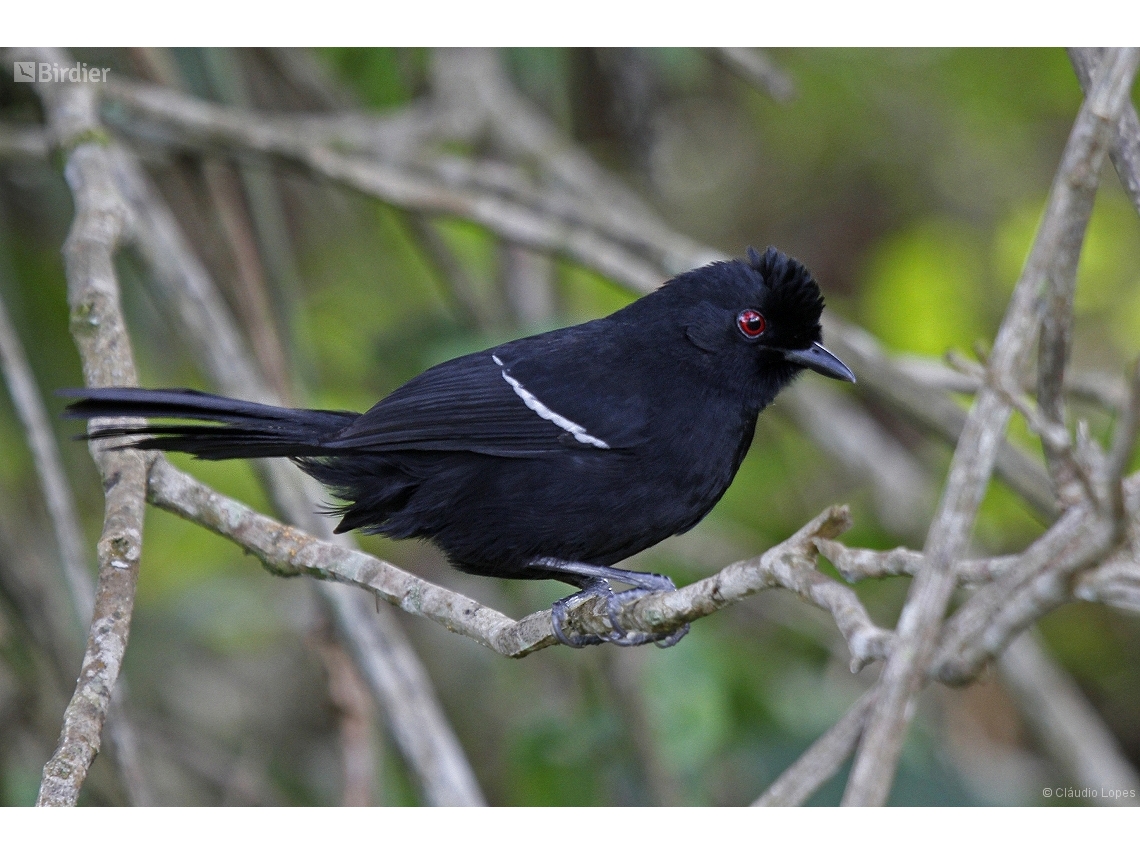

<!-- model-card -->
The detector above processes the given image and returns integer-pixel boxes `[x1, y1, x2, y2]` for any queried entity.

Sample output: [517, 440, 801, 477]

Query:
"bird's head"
[657, 246, 855, 401]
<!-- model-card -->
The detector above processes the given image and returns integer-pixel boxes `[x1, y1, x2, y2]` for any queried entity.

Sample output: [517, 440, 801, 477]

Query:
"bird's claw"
[550, 574, 689, 648]
[551, 580, 613, 647]
[605, 582, 690, 648]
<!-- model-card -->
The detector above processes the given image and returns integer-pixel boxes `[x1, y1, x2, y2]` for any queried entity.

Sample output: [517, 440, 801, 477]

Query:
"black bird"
[63, 247, 854, 647]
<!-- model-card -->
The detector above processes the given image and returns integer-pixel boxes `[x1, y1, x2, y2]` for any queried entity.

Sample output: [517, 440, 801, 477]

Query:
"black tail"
[61, 387, 359, 460]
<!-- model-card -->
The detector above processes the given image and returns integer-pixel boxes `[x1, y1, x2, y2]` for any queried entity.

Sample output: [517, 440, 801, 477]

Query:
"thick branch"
[11, 45, 151, 807]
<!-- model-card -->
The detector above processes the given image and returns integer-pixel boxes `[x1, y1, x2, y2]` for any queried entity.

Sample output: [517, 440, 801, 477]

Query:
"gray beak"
[783, 342, 856, 383]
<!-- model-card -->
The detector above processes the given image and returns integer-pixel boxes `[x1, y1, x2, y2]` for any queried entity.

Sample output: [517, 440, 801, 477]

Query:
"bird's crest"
[742, 246, 825, 348]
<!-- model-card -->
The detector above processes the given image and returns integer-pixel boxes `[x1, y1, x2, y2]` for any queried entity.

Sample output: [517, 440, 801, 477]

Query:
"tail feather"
[61, 387, 359, 460]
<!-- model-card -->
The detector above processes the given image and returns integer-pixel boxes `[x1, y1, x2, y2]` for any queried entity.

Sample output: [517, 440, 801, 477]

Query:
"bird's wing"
[322, 337, 649, 457]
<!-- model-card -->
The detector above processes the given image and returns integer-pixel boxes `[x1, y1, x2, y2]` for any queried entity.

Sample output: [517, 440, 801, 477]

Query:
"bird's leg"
[532, 558, 690, 648]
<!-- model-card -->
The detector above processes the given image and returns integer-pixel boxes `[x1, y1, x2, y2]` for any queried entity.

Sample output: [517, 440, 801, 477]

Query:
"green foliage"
[860, 219, 987, 356]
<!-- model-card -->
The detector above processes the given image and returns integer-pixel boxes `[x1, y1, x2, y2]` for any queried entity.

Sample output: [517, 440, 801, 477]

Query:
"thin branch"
[404, 213, 506, 330]
[815, 540, 1017, 586]
[992, 369, 1102, 509]
[10, 45, 152, 807]
[1069, 48, 1140, 217]
[0, 288, 94, 626]
[199, 47, 303, 394]
[754, 689, 876, 806]
[320, 582, 484, 805]
[844, 47, 1140, 806]
[816, 468, 1139, 687]
[130, 47, 292, 400]
[933, 477, 1136, 684]
[1074, 554, 1140, 614]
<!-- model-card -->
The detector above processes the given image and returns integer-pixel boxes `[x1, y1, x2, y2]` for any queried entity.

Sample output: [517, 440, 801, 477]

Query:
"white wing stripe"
[492, 355, 610, 449]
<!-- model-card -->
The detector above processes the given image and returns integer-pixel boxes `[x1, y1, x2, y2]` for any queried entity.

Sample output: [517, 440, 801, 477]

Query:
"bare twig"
[102, 78, 668, 293]
[815, 540, 1017, 586]
[932, 502, 1119, 683]
[844, 47, 1140, 806]
[754, 689, 876, 806]
[1069, 48, 1140, 217]
[404, 214, 506, 330]
[320, 582, 483, 805]
[1074, 553, 1140, 614]
[500, 243, 556, 326]
[902, 356, 1130, 415]
[199, 46, 302, 394]
[815, 470, 1140, 687]
[11, 45, 152, 807]
[824, 316, 1058, 520]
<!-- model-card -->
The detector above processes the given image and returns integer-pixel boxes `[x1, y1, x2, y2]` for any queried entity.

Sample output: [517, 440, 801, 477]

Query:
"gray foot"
[535, 558, 690, 648]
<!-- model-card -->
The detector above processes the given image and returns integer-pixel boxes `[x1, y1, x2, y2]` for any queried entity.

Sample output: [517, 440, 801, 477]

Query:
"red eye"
[737, 309, 766, 338]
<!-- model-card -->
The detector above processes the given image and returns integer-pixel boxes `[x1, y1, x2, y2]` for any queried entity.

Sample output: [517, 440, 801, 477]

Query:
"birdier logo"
[12, 61, 110, 83]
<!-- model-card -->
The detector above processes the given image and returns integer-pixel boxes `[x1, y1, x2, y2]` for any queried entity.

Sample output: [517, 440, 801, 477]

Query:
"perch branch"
[144, 458, 888, 666]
